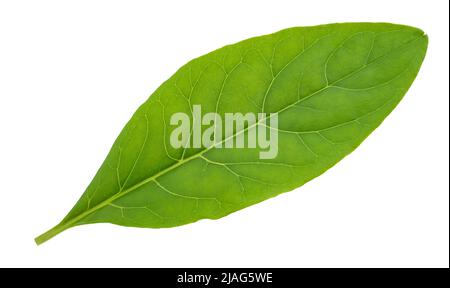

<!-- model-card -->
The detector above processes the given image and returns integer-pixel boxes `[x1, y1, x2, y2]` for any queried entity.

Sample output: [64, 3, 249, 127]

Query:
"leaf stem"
[34, 223, 71, 245]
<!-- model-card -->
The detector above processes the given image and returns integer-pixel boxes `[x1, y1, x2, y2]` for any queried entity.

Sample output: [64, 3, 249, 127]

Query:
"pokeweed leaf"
[35, 23, 428, 245]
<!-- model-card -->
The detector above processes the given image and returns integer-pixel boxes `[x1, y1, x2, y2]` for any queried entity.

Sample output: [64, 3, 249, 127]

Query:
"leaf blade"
[36, 23, 428, 244]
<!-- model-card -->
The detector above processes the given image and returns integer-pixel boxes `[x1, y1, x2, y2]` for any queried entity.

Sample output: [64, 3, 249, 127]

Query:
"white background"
[0, 0, 448, 268]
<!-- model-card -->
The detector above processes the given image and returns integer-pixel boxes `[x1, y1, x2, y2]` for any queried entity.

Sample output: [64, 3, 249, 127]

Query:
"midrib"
[59, 85, 330, 230]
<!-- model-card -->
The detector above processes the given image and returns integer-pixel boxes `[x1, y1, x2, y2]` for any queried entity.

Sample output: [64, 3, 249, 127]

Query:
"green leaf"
[35, 23, 428, 245]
